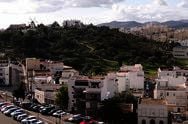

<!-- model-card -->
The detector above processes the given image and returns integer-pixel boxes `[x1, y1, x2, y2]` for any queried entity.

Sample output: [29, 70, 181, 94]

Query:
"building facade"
[138, 99, 168, 124]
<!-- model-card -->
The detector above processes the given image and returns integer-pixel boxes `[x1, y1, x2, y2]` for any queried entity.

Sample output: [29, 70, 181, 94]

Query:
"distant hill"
[98, 20, 188, 29]
[97, 21, 142, 29]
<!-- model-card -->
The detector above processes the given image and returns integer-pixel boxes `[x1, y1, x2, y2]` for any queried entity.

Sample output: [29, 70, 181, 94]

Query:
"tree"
[12, 82, 25, 101]
[55, 85, 69, 110]
[99, 91, 137, 124]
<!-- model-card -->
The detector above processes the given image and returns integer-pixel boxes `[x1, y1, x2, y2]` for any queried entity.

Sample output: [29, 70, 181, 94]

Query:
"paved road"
[0, 112, 19, 124]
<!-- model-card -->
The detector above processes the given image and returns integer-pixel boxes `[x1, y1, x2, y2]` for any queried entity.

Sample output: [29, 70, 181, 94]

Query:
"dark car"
[40, 106, 55, 115]
[32, 105, 42, 112]
[20, 102, 32, 110]
[48, 108, 60, 115]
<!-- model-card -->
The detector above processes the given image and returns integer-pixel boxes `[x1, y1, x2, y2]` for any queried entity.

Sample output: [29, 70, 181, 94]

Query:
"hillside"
[0, 23, 178, 75]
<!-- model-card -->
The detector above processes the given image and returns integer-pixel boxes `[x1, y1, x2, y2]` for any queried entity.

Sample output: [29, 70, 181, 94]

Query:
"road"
[0, 112, 19, 124]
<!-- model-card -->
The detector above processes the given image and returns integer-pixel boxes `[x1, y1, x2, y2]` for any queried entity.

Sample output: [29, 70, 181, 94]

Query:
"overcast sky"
[0, 0, 188, 28]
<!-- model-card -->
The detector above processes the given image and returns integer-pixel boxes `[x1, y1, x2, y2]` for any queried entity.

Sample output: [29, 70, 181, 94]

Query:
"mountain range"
[97, 20, 188, 29]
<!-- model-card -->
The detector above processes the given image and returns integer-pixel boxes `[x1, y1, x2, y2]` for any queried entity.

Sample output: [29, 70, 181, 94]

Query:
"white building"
[116, 64, 144, 93]
[155, 76, 186, 87]
[154, 83, 188, 113]
[157, 67, 187, 87]
[101, 73, 118, 100]
[158, 67, 176, 78]
[0, 60, 23, 86]
[173, 46, 188, 59]
[138, 99, 168, 124]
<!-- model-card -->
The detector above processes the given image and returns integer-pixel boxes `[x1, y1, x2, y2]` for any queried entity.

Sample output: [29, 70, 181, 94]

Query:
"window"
[150, 119, 155, 124]
[166, 92, 169, 96]
[159, 120, 164, 124]
[177, 108, 181, 112]
[142, 120, 146, 124]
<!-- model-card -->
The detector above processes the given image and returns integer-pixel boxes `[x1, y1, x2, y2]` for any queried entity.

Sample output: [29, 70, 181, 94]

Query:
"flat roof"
[141, 98, 167, 105]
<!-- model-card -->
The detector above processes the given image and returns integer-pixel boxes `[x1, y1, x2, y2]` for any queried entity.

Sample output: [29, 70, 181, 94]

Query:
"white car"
[21, 116, 36, 123]
[21, 119, 38, 124]
[10, 109, 24, 116]
[3, 107, 18, 115]
[25, 119, 45, 124]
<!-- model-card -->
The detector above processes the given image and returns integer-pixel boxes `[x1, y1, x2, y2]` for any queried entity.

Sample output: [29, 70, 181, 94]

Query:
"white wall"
[128, 71, 144, 89]
[158, 69, 176, 78]
[156, 76, 186, 87]
[116, 71, 144, 93]
[101, 73, 118, 100]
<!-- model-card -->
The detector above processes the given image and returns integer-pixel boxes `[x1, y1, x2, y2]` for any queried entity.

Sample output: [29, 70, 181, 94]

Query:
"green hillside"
[0, 23, 178, 75]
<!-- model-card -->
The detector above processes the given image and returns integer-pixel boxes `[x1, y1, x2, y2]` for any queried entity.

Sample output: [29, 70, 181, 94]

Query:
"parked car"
[32, 105, 42, 112]
[10, 109, 24, 116]
[52, 110, 63, 116]
[0, 102, 11, 109]
[40, 106, 55, 115]
[21, 118, 39, 124]
[1, 105, 15, 112]
[21, 116, 36, 123]
[4, 107, 18, 116]
[68, 114, 83, 123]
[11, 111, 25, 119]
[48, 108, 60, 115]
[17, 113, 28, 121]
[20, 102, 32, 110]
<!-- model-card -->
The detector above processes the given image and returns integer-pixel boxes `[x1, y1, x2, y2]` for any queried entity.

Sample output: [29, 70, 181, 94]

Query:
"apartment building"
[34, 84, 61, 104]
[154, 84, 188, 113]
[0, 59, 23, 87]
[101, 73, 118, 101]
[158, 66, 188, 84]
[116, 64, 144, 93]
[173, 46, 188, 59]
[67, 76, 103, 115]
[156, 67, 188, 113]
[138, 99, 168, 124]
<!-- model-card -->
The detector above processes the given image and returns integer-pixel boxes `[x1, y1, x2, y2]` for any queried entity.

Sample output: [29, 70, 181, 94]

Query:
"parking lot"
[0, 112, 18, 124]
[0, 90, 103, 124]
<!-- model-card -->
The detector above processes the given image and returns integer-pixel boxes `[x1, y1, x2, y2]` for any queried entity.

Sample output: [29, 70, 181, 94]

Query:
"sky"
[0, 0, 188, 28]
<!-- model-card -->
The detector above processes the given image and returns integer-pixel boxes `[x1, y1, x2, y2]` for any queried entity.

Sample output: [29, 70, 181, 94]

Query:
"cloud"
[0, 0, 15, 2]
[64, 0, 124, 7]
[0, 0, 125, 14]
[32, 0, 125, 13]
[110, 2, 188, 23]
[178, 0, 188, 8]
[154, 0, 168, 6]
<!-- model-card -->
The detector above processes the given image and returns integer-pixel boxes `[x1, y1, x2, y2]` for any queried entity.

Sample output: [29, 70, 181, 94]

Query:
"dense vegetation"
[99, 91, 138, 124]
[0, 22, 178, 75]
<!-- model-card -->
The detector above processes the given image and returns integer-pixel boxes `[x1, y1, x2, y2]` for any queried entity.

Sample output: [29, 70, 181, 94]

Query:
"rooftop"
[140, 98, 167, 105]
